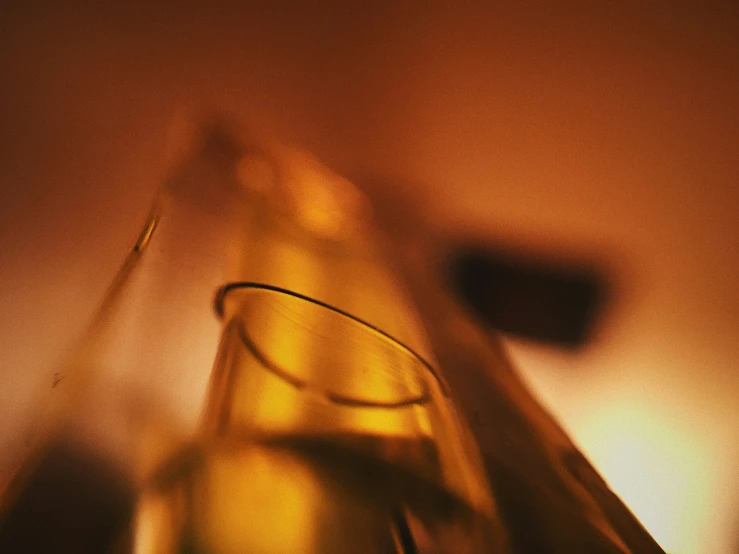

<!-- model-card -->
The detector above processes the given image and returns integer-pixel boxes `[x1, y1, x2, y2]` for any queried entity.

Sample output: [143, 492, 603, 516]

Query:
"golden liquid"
[134, 432, 497, 554]
[133, 286, 501, 553]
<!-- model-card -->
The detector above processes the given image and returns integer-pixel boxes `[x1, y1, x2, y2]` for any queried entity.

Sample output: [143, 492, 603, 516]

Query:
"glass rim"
[213, 282, 448, 400]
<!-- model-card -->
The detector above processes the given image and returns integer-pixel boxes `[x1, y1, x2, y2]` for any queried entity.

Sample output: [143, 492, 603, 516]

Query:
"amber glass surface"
[134, 284, 502, 554]
[1, 123, 505, 553]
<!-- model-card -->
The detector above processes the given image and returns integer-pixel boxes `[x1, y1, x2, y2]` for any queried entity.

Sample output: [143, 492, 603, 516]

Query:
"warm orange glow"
[280, 150, 365, 240]
[133, 492, 183, 554]
[199, 446, 317, 553]
[513, 341, 738, 554]
[247, 369, 304, 433]
[577, 398, 715, 553]
[3, 7, 736, 552]
[237, 154, 276, 195]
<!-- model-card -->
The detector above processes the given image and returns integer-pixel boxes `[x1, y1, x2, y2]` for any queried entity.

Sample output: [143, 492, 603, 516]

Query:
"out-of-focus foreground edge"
[358, 177, 665, 554]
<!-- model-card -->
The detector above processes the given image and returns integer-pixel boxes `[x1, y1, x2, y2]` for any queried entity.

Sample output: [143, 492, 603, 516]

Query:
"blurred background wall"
[1, 5, 737, 553]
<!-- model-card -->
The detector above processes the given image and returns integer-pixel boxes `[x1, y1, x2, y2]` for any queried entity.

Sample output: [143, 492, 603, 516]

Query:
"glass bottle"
[0, 121, 509, 554]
